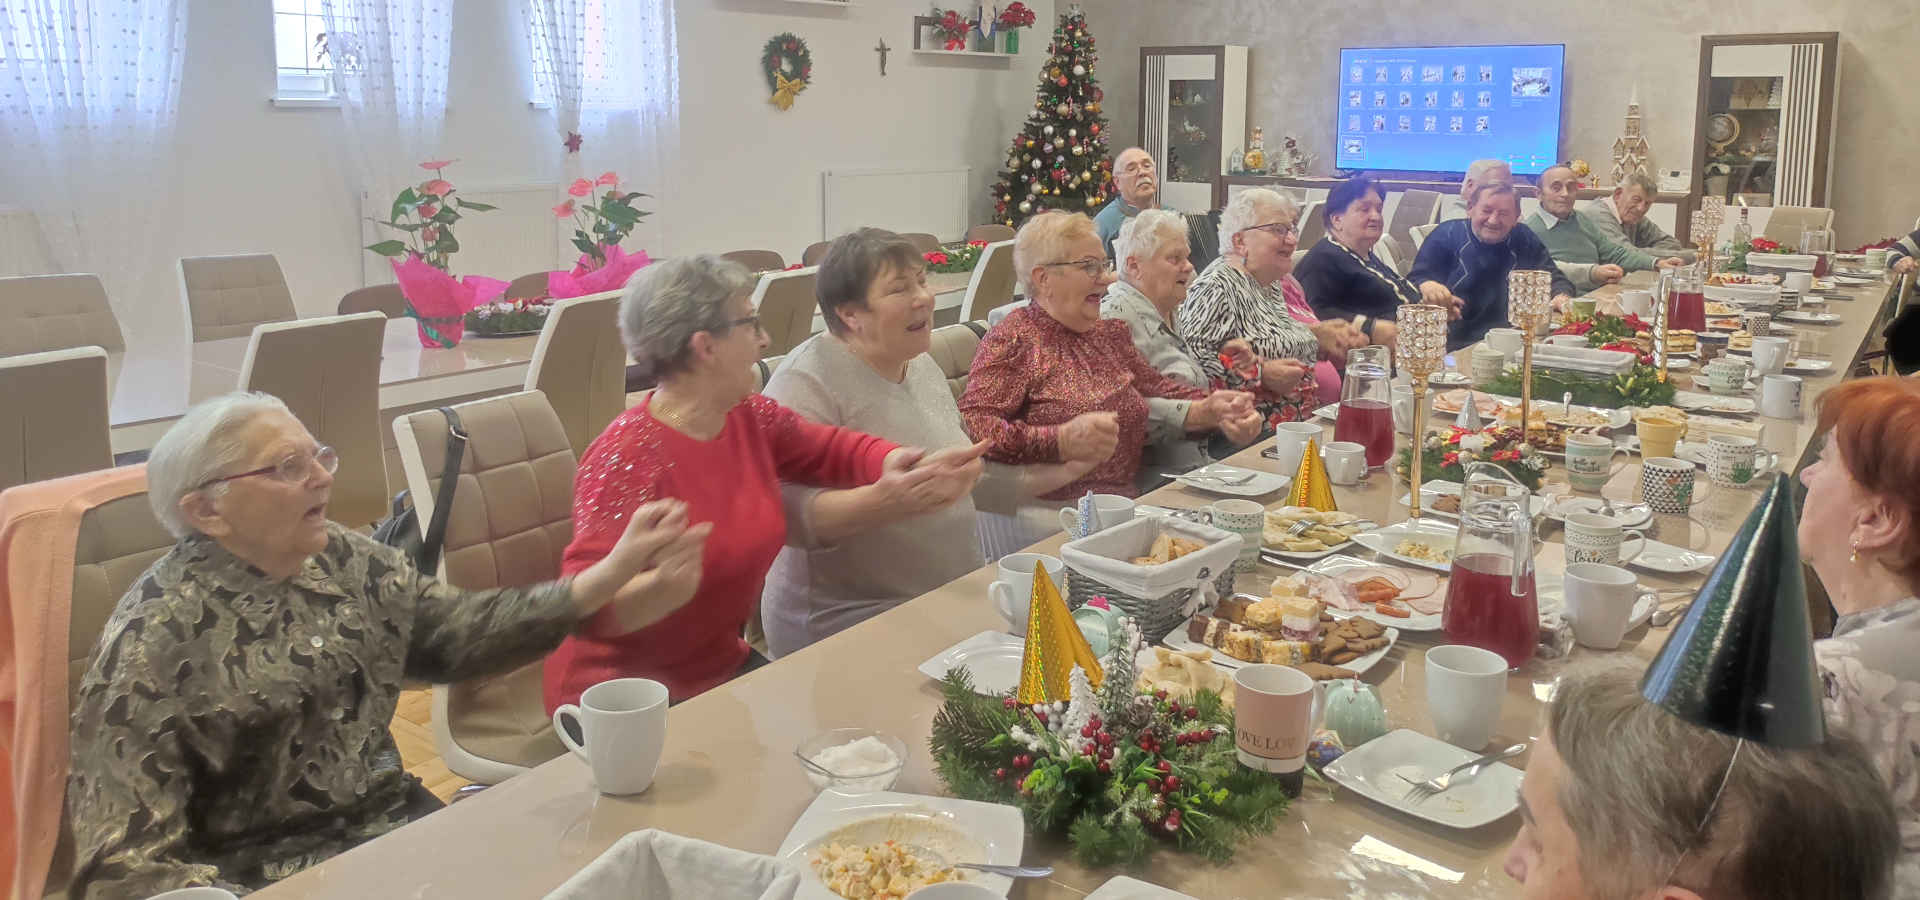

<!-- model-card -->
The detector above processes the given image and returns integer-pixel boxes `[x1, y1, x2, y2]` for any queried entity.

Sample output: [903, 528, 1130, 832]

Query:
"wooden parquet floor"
[392, 687, 472, 802]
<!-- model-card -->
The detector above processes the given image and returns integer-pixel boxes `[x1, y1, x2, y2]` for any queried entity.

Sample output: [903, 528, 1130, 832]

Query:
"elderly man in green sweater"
[1582, 172, 1695, 263]
[1523, 164, 1684, 293]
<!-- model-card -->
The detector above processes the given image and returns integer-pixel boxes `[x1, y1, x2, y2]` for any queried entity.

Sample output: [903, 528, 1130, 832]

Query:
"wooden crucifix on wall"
[875, 39, 890, 76]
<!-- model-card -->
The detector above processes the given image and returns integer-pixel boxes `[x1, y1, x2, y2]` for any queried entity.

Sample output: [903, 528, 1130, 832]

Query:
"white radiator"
[358, 182, 569, 286]
[821, 167, 972, 243]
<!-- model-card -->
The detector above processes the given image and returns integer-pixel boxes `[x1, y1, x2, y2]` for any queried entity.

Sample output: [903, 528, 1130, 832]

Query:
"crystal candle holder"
[1507, 269, 1552, 435]
[1398, 304, 1448, 519]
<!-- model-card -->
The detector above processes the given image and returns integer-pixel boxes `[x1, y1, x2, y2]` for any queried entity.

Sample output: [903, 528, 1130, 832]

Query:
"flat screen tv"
[1333, 44, 1565, 176]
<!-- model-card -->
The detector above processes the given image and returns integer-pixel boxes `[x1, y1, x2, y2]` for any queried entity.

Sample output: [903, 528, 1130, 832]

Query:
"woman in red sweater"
[545, 256, 986, 707]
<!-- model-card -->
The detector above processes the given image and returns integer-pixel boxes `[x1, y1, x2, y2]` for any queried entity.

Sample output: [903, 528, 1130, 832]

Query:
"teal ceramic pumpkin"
[1323, 678, 1388, 748]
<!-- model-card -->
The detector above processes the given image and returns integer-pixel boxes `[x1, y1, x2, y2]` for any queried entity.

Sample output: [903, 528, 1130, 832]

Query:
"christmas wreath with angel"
[929, 589, 1289, 865]
[761, 33, 812, 111]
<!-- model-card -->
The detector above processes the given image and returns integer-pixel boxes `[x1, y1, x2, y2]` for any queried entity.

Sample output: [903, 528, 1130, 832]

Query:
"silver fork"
[1283, 518, 1314, 539]
[1398, 743, 1529, 804]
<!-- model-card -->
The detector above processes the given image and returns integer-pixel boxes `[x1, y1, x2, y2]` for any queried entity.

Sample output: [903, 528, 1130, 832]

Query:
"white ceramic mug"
[1563, 432, 1628, 493]
[1425, 645, 1507, 750]
[1705, 435, 1761, 487]
[1485, 327, 1525, 359]
[1639, 456, 1706, 515]
[145, 890, 240, 900]
[1563, 512, 1646, 566]
[1471, 346, 1506, 386]
[1741, 311, 1772, 337]
[1059, 494, 1136, 537]
[1865, 248, 1890, 271]
[1232, 664, 1326, 774]
[1323, 441, 1367, 485]
[1750, 336, 1791, 376]
[1562, 563, 1641, 650]
[1760, 374, 1803, 419]
[1618, 289, 1654, 319]
[552, 677, 670, 795]
[1783, 271, 1814, 294]
[1273, 422, 1321, 476]
[1703, 357, 1750, 395]
[1391, 384, 1416, 435]
[991, 553, 1064, 636]
[1210, 498, 1264, 572]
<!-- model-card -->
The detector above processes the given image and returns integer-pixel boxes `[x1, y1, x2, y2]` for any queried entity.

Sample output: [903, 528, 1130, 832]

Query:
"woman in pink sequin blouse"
[958, 212, 1261, 501]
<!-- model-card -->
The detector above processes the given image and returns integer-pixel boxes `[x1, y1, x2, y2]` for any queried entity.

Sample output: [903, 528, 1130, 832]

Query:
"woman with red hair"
[1802, 375, 1920, 896]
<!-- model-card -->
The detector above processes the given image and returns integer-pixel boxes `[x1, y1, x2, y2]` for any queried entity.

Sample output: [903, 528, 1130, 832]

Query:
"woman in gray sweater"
[759, 229, 1093, 657]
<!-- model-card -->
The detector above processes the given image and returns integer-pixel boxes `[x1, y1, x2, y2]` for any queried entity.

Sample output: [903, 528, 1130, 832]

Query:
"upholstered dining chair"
[237, 312, 388, 527]
[178, 253, 298, 342]
[899, 232, 941, 253]
[1761, 206, 1836, 243]
[337, 283, 406, 318]
[1386, 189, 1443, 273]
[801, 241, 832, 267]
[961, 240, 1018, 323]
[965, 223, 1016, 244]
[0, 347, 114, 494]
[1294, 201, 1327, 252]
[1410, 223, 1440, 254]
[393, 390, 575, 784]
[524, 293, 626, 455]
[0, 274, 126, 357]
[722, 249, 786, 273]
[751, 267, 819, 358]
[927, 322, 986, 401]
[505, 272, 551, 300]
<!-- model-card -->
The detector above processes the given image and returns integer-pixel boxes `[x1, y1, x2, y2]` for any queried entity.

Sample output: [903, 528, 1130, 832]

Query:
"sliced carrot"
[1374, 602, 1411, 618]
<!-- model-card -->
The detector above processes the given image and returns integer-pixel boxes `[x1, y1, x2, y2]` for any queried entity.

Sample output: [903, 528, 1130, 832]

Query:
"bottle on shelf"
[1730, 206, 1753, 252]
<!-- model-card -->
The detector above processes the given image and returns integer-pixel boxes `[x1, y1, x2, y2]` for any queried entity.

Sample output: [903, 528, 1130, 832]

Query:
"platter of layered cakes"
[1163, 572, 1411, 678]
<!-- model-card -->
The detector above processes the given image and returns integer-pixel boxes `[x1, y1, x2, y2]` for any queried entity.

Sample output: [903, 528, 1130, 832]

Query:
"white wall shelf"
[911, 48, 1014, 60]
[777, 0, 855, 7]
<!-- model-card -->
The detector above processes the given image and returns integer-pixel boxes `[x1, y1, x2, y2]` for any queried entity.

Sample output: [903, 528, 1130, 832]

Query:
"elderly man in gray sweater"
[1583, 173, 1696, 263]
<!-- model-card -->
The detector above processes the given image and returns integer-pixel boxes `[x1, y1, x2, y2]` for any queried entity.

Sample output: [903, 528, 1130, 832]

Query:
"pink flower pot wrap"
[546, 245, 654, 299]
[392, 256, 509, 348]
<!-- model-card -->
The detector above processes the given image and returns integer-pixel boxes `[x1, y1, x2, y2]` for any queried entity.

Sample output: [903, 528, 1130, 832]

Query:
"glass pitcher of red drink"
[1334, 346, 1394, 468]
[1666, 264, 1706, 332]
[1801, 227, 1834, 277]
[1441, 462, 1538, 669]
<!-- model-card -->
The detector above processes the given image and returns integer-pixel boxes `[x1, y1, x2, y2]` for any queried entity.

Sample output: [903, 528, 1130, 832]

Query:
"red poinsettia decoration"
[1750, 237, 1783, 252]
[997, 2, 1036, 28]
[933, 9, 970, 50]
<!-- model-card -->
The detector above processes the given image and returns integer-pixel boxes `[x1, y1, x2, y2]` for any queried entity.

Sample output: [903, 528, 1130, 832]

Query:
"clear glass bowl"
[795, 728, 906, 794]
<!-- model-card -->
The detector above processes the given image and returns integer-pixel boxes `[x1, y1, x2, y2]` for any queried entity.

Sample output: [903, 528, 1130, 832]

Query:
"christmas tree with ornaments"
[990, 8, 1115, 228]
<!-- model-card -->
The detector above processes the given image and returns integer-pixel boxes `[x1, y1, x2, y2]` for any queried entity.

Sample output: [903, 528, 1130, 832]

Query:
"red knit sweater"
[543, 393, 896, 707]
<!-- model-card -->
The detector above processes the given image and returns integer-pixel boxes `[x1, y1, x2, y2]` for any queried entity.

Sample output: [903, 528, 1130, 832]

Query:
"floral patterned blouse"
[64, 525, 578, 898]
[1818, 596, 1920, 898]
[1177, 258, 1323, 428]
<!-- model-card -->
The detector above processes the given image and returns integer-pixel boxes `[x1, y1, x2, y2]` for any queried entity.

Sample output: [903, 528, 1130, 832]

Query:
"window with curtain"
[273, 0, 333, 98]
[525, 0, 677, 134]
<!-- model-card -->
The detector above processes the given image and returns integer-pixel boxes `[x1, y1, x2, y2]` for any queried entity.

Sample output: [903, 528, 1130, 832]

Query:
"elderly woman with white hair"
[1180, 188, 1367, 422]
[959, 212, 1258, 509]
[545, 255, 983, 708]
[1102, 208, 1264, 486]
[65, 393, 695, 898]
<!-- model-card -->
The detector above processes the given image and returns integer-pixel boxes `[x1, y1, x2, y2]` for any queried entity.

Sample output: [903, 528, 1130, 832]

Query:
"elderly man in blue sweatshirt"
[1524, 164, 1685, 293]
[1409, 181, 1574, 350]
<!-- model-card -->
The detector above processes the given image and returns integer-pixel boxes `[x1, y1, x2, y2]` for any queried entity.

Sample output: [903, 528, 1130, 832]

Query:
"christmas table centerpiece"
[1392, 425, 1549, 491]
[924, 241, 988, 274]
[1477, 313, 1677, 410]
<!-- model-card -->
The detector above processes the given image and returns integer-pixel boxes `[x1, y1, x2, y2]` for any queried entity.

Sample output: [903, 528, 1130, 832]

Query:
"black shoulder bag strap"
[420, 406, 467, 574]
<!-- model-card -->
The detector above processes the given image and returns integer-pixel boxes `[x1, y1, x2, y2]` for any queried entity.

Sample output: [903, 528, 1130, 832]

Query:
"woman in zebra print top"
[1178, 187, 1368, 429]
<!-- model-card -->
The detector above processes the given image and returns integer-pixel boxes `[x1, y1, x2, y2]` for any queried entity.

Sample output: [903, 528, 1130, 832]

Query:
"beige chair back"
[1410, 223, 1439, 254]
[0, 347, 113, 493]
[750, 355, 786, 394]
[962, 240, 1018, 323]
[1761, 205, 1836, 243]
[966, 224, 1016, 244]
[525, 293, 626, 455]
[722, 249, 786, 273]
[801, 241, 832, 266]
[751, 267, 819, 358]
[393, 391, 575, 783]
[505, 272, 550, 300]
[1387, 189, 1443, 272]
[899, 233, 941, 253]
[0, 274, 125, 356]
[1294, 201, 1326, 252]
[927, 322, 985, 400]
[179, 253, 298, 342]
[238, 312, 388, 526]
[337, 283, 406, 318]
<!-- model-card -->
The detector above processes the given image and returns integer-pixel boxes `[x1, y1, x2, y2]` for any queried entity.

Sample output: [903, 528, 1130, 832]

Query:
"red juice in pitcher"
[1334, 398, 1395, 467]
[1442, 552, 1539, 669]
[1666, 289, 1706, 332]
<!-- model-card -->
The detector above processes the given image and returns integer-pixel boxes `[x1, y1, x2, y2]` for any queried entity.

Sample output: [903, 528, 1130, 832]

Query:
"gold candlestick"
[1397, 305, 1448, 520]
[1507, 270, 1552, 438]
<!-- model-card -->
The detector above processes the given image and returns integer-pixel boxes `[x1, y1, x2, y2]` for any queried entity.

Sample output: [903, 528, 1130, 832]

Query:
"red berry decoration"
[1081, 723, 1097, 738]
[1097, 732, 1114, 746]
[1097, 760, 1112, 774]
[994, 767, 1008, 780]
[1154, 690, 1168, 700]
[1099, 746, 1113, 760]
[1164, 775, 1182, 792]
[1157, 760, 1172, 774]
[1002, 697, 1018, 709]
[1035, 711, 1048, 725]
[1185, 708, 1199, 720]
[1146, 776, 1162, 792]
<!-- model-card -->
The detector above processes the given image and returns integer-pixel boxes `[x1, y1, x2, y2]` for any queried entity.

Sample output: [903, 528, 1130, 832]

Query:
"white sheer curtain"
[322, 0, 452, 280]
[0, 0, 188, 342]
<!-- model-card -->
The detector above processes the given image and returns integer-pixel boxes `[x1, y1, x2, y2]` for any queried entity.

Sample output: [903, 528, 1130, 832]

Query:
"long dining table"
[252, 271, 1898, 898]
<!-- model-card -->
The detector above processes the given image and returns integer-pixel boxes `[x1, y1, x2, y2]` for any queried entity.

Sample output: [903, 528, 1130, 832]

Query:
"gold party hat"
[1288, 437, 1338, 511]
[1016, 563, 1104, 704]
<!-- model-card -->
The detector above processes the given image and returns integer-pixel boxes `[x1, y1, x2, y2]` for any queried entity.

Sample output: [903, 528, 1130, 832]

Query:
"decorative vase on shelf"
[1004, 29, 1019, 53]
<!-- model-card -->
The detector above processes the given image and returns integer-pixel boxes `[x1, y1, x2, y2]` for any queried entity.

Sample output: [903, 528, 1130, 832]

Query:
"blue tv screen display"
[1334, 44, 1565, 176]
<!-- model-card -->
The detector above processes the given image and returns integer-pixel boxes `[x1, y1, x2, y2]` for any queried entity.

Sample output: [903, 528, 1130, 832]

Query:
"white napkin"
[544, 830, 802, 900]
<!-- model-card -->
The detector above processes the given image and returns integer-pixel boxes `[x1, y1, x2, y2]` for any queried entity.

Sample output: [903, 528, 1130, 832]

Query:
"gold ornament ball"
[1071, 144, 1084, 156]
[1086, 195, 1100, 208]
[1018, 200, 1033, 214]
[1087, 101, 1101, 114]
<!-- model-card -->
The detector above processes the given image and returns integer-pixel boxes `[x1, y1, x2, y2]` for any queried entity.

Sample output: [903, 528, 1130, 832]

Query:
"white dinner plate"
[778, 791, 1025, 900]
[1305, 554, 1446, 632]
[1163, 606, 1399, 675]
[1535, 572, 1658, 632]
[1673, 440, 1779, 476]
[1173, 463, 1292, 497]
[1085, 876, 1197, 899]
[1261, 515, 1376, 561]
[1396, 479, 1548, 522]
[1350, 518, 1460, 573]
[1312, 402, 1339, 422]
[916, 631, 1024, 695]
[1629, 539, 1717, 575]
[1321, 729, 1525, 829]
[1832, 274, 1877, 286]
[1542, 495, 1654, 529]
[1713, 351, 1833, 374]
[1672, 391, 1757, 414]
[1776, 310, 1841, 325]
[1428, 371, 1471, 387]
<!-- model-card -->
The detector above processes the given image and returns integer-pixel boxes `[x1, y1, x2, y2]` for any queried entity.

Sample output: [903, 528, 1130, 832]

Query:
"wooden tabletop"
[253, 273, 1896, 898]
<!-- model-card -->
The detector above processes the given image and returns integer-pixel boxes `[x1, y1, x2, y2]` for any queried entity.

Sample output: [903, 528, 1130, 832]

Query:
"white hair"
[1217, 188, 1298, 255]
[1012, 211, 1096, 293]
[146, 392, 293, 538]
[1619, 172, 1660, 197]
[1465, 158, 1513, 184]
[1114, 208, 1189, 279]
[620, 255, 753, 382]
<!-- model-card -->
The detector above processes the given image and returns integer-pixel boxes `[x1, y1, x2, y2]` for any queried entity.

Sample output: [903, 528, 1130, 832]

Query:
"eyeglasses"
[1240, 222, 1298, 239]
[727, 314, 765, 334]
[1043, 257, 1114, 278]
[198, 445, 338, 490]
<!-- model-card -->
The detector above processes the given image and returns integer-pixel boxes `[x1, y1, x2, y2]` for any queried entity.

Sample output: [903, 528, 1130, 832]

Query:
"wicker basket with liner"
[1060, 516, 1241, 643]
